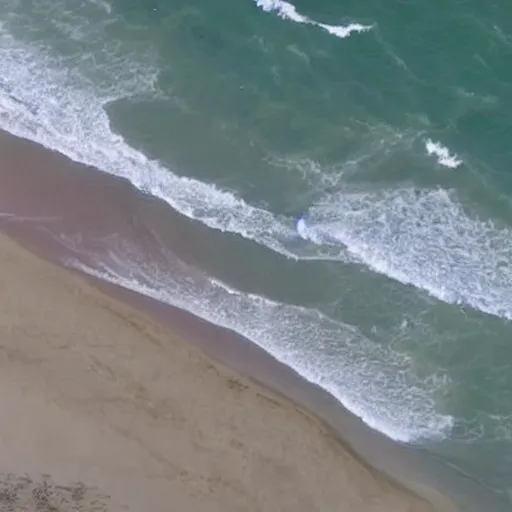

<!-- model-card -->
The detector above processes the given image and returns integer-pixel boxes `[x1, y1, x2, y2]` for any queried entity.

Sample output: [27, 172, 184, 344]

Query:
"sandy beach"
[0, 129, 478, 511]
[5, 2, 512, 509]
[0, 224, 451, 512]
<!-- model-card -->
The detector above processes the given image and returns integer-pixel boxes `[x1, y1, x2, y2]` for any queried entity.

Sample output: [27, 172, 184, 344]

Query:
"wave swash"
[3, 0, 512, 447]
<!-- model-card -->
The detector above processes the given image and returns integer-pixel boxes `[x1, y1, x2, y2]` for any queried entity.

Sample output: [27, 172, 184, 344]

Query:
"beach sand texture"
[0, 230, 439, 512]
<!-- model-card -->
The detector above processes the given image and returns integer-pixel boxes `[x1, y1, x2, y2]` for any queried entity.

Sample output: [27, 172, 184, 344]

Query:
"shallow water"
[2, 0, 512, 504]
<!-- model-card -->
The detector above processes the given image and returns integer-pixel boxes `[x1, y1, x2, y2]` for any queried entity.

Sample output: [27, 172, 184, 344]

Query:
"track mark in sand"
[226, 377, 249, 392]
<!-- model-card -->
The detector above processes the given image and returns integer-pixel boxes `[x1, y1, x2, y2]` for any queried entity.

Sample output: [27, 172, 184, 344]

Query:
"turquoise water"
[2, 0, 512, 506]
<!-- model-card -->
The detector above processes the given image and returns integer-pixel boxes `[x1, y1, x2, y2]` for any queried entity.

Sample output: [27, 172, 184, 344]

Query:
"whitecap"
[254, 0, 372, 39]
[317, 22, 373, 39]
[299, 187, 512, 320]
[425, 139, 463, 168]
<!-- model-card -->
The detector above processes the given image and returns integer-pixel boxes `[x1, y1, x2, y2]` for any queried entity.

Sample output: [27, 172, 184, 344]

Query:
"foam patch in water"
[425, 139, 462, 168]
[254, 0, 372, 39]
[298, 187, 512, 320]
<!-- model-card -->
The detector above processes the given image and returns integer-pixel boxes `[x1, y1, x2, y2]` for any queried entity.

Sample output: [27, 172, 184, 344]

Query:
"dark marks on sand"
[0, 474, 110, 511]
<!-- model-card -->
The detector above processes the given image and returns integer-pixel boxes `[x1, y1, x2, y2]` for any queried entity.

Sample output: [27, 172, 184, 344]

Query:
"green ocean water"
[2, 0, 512, 507]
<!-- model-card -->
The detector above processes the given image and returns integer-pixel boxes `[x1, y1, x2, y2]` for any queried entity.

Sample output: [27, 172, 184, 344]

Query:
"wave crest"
[299, 186, 512, 320]
[254, 0, 372, 39]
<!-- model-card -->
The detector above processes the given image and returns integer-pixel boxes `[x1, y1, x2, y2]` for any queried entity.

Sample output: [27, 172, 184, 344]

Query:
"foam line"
[254, 0, 372, 39]
[64, 243, 454, 444]
[298, 187, 512, 320]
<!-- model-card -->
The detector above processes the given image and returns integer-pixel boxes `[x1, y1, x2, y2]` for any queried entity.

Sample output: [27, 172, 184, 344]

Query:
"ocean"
[1, 0, 512, 507]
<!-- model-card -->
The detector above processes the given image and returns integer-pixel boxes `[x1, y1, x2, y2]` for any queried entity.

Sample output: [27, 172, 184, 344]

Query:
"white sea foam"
[296, 217, 308, 238]
[59, 233, 453, 444]
[1, 5, 510, 334]
[254, 0, 372, 39]
[0, 15, 299, 260]
[317, 22, 373, 39]
[0, 3, 459, 444]
[298, 187, 512, 320]
[425, 139, 462, 168]
[2, 24, 509, 323]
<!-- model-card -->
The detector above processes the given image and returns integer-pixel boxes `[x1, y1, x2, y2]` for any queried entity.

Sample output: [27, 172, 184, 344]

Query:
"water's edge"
[0, 130, 507, 511]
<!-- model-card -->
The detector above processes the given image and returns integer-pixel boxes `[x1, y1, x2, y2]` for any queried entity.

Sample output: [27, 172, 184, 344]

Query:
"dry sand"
[0, 231, 446, 512]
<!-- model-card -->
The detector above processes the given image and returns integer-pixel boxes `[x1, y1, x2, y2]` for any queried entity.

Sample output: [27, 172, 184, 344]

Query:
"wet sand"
[0, 129, 490, 511]
[0, 226, 447, 512]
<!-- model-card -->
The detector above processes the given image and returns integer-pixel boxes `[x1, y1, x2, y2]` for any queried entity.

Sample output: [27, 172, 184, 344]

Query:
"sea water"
[1, 0, 512, 506]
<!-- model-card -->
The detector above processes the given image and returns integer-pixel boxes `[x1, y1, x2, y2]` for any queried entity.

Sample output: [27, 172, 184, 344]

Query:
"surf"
[425, 139, 462, 169]
[2, 2, 511, 327]
[297, 186, 512, 321]
[253, 0, 373, 39]
[0, 15, 301, 259]
[62, 236, 454, 444]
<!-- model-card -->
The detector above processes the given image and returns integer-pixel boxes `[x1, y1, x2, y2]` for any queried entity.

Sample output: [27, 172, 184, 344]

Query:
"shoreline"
[0, 228, 439, 512]
[0, 129, 505, 511]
